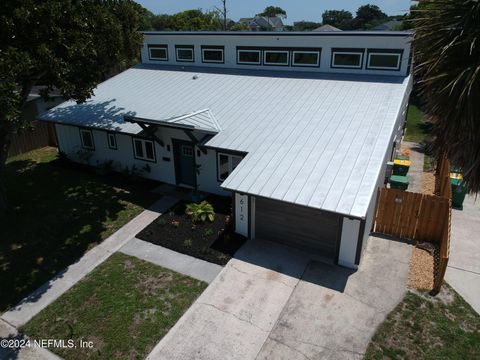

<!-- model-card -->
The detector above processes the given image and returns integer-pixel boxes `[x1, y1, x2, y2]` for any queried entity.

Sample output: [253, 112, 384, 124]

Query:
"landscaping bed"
[0, 147, 156, 312]
[137, 195, 246, 266]
[23, 252, 207, 360]
[365, 284, 480, 360]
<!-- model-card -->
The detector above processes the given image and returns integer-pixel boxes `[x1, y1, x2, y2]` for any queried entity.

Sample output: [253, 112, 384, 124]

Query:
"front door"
[173, 140, 196, 187]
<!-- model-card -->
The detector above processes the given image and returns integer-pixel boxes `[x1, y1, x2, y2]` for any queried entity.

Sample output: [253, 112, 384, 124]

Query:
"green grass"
[0, 147, 155, 311]
[365, 284, 480, 360]
[23, 252, 207, 360]
[404, 104, 428, 143]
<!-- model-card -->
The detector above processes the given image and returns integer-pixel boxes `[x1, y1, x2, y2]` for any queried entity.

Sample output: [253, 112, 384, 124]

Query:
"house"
[238, 16, 284, 31]
[39, 31, 413, 269]
[312, 24, 342, 32]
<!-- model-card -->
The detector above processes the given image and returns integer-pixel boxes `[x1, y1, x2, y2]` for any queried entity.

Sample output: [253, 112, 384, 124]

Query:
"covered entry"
[255, 196, 341, 260]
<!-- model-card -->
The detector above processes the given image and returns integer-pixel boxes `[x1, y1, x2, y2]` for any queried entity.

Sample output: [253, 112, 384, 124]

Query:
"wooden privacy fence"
[9, 121, 57, 157]
[373, 155, 452, 292]
[373, 188, 450, 243]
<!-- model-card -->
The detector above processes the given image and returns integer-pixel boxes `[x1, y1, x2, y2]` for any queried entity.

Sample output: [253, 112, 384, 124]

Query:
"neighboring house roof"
[372, 20, 403, 31]
[27, 86, 62, 102]
[238, 16, 284, 30]
[313, 24, 342, 32]
[39, 64, 411, 218]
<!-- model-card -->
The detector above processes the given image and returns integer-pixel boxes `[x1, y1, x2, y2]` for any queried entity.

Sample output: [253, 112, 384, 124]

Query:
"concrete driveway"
[147, 236, 411, 360]
[446, 195, 480, 314]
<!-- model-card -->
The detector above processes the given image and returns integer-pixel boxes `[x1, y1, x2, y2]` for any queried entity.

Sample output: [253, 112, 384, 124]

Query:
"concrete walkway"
[445, 194, 480, 314]
[147, 236, 411, 360]
[0, 319, 61, 360]
[1, 196, 179, 328]
[402, 141, 424, 193]
[120, 237, 222, 283]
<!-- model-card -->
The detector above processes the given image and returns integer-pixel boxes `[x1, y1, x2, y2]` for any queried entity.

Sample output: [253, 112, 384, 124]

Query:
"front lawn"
[0, 147, 155, 311]
[137, 195, 246, 265]
[23, 252, 207, 360]
[365, 284, 480, 360]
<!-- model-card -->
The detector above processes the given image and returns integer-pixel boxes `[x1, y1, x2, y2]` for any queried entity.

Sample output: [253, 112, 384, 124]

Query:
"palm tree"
[412, 0, 480, 192]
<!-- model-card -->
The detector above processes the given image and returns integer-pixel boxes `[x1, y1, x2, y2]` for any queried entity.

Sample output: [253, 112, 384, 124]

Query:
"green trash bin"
[390, 175, 409, 190]
[451, 177, 467, 210]
[392, 159, 411, 176]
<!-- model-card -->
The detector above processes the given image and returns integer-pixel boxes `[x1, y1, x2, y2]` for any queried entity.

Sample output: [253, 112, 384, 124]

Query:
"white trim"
[217, 152, 243, 181]
[107, 133, 117, 149]
[263, 50, 289, 66]
[176, 47, 194, 62]
[79, 129, 94, 150]
[338, 217, 360, 269]
[133, 138, 156, 161]
[332, 51, 363, 69]
[237, 49, 261, 65]
[202, 48, 224, 63]
[367, 52, 401, 70]
[292, 50, 320, 67]
[148, 46, 168, 61]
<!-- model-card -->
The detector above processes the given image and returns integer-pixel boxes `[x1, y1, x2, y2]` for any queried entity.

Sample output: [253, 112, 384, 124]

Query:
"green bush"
[185, 201, 215, 223]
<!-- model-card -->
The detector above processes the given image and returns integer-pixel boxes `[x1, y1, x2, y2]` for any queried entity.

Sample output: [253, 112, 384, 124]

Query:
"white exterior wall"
[55, 124, 228, 196]
[338, 217, 361, 269]
[141, 32, 411, 77]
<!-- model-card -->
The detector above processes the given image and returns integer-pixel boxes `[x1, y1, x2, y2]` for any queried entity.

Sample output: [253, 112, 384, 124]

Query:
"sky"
[135, 0, 412, 25]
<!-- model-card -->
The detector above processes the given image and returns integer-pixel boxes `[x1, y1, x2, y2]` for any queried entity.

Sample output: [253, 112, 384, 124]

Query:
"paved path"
[402, 141, 424, 193]
[1, 196, 178, 329]
[120, 238, 222, 283]
[147, 236, 411, 360]
[0, 318, 61, 360]
[445, 194, 480, 314]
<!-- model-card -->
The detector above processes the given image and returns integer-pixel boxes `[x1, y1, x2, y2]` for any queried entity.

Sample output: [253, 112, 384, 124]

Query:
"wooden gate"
[373, 188, 450, 243]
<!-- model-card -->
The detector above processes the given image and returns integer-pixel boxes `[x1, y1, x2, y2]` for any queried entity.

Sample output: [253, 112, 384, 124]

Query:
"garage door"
[255, 197, 340, 259]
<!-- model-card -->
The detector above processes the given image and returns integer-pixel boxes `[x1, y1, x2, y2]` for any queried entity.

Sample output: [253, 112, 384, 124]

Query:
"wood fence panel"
[8, 121, 56, 157]
[415, 195, 449, 243]
[373, 188, 422, 239]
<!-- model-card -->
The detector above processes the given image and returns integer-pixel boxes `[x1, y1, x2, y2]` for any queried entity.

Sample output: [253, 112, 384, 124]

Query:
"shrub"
[185, 201, 215, 223]
[183, 239, 192, 247]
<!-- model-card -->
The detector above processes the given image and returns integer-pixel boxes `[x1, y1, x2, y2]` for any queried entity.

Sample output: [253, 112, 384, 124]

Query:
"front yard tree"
[413, 0, 480, 192]
[0, 0, 144, 214]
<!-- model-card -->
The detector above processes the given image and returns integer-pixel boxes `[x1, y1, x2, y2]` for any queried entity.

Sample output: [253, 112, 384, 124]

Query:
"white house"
[39, 31, 413, 269]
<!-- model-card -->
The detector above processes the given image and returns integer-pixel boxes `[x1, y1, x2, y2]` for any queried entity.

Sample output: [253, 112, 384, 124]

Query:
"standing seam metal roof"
[39, 64, 411, 218]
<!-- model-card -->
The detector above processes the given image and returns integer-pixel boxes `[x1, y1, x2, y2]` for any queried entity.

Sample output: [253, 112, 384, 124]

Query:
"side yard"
[23, 252, 207, 359]
[365, 284, 480, 360]
[0, 147, 155, 312]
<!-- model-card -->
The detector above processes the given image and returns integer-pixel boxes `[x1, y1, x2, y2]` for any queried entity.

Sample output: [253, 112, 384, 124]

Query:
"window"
[182, 145, 194, 157]
[79, 129, 94, 150]
[331, 50, 364, 69]
[264, 50, 289, 66]
[148, 45, 168, 61]
[133, 138, 156, 162]
[176, 46, 194, 62]
[237, 49, 261, 65]
[367, 52, 402, 70]
[292, 51, 320, 67]
[217, 153, 243, 181]
[107, 133, 117, 150]
[202, 46, 224, 63]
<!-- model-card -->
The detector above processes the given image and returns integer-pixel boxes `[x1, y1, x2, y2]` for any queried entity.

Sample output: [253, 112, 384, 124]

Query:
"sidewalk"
[401, 141, 424, 193]
[1, 196, 178, 328]
[119, 237, 222, 283]
[445, 194, 480, 314]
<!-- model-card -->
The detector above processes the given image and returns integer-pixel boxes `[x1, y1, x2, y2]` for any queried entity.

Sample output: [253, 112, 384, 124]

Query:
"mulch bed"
[137, 195, 246, 266]
[407, 244, 438, 290]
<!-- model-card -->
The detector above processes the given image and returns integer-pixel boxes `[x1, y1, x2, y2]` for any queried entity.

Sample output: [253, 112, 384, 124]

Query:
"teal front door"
[174, 140, 196, 187]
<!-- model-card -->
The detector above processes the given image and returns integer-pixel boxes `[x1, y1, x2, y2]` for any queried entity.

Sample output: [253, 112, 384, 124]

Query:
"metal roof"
[141, 30, 413, 37]
[39, 64, 411, 218]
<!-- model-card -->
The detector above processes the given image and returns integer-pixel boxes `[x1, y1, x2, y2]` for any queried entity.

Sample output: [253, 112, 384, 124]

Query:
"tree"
[257, 6, 287, 28]
[0, 0, 145, 213]
[412, 0, 480, 192]
[322, 10, 353, 29]
[294, 21, 322, 31]
[148, 10, 223, 31]
[352, 4, 387, 29]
